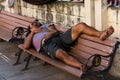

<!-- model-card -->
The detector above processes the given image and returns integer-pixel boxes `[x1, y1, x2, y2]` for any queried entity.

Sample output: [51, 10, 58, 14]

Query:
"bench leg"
[15, 51, 20, 56]
[24, 56, 39, 62]
[24, 56, 29, 62]
[22, 54, 32, 71]
[13, 49, 23, 66]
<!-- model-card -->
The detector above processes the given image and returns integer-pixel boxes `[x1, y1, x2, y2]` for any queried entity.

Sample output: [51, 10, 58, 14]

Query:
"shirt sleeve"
[40, 23, 50, 31]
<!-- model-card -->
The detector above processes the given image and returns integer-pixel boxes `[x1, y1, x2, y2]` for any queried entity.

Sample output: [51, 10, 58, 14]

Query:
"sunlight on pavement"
[0, 53, 10, 63]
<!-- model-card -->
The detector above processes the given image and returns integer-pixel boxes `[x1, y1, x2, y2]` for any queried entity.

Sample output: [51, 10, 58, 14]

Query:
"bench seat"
[18, 44, 83, 77]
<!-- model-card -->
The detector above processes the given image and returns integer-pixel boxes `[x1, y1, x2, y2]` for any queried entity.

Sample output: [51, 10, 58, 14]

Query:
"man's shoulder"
[40, 23, 50, 28]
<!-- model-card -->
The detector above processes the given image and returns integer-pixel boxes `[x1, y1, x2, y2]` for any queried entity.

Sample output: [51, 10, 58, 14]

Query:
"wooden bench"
[0, 10, 34, 41]
[17, 28, 120, 78]
[0, 10, 119, 79]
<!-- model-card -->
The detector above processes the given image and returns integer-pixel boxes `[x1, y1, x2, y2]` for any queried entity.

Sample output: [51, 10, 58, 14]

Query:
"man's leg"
[43, 40, 85, 71]
[71, 22, 114, 41]
[55, 49, 84, 71]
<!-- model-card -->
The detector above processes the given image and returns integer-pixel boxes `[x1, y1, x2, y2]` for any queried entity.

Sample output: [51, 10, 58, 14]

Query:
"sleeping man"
[24, 20, 114, 72]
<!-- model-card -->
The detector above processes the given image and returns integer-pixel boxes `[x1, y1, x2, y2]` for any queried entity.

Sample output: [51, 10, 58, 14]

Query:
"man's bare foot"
[100, 26, 114, 41]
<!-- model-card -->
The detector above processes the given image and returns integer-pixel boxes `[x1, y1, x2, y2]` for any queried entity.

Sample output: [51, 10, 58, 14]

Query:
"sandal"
[100, 26, 114, 41]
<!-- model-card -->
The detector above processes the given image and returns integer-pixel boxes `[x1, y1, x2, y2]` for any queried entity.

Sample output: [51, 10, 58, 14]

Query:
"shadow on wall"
[23, 0, 57, 5]
[0, 0, 5, 11]
[0, 4, 4, 11]
[0, 0, 5, 2]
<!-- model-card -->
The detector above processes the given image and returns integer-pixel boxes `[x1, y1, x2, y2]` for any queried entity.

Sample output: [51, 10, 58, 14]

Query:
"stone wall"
[0, 0, 5, 10]
[4, 0, 85, 28]
[21, 1, 84, 27]
[107, 8, 120, 38]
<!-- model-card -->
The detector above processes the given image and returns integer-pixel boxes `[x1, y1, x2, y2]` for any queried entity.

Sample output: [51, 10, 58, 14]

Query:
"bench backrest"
[0, 10, 34, 30]
[0, 10, 34, 41]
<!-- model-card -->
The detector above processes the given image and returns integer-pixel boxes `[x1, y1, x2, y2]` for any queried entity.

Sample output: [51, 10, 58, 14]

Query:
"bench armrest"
[85, 54, 106, 72]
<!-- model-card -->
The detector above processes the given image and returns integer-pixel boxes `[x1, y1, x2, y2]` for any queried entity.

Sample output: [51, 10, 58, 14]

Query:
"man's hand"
[44, 31, 59, 39]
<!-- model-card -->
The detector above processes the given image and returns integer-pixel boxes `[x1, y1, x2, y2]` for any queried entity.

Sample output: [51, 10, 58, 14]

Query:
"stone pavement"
[0, 40, 120, 80]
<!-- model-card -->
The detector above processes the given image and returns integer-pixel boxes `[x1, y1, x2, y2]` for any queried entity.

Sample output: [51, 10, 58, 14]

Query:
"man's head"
[30, 19, 42, 31]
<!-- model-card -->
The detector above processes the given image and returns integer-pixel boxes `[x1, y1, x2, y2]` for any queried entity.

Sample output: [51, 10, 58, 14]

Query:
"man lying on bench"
[24, 19, 114, 72]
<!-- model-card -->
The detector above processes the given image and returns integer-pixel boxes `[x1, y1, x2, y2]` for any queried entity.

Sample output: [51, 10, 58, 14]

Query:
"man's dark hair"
[31, 19, 42, 27]
[26, 19, 42, 37]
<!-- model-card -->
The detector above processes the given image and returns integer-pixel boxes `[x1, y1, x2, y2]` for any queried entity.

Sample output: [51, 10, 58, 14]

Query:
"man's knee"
[75, 22, 87, 31]
[78, 22, 86, 26]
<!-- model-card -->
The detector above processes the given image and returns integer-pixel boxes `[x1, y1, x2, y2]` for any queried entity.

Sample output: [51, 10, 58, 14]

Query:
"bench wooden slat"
[0, 18, 27, 29]
[0, 34, 11, 41]
[0, 21, 13, 33]
[0, 14, 30, 26]
[1, 11, 34, 23]
[0, 10, 32, 41]
[70, 48, 109, 67]
[0, 22, 13, 32]
[0, 27, 11, 41]
[18, 44, 83, 78]
[80, 34, 115, 47]
[74, 54, 106, 71]
[73, 44, 110, 56]
[78, 38, 113, 53]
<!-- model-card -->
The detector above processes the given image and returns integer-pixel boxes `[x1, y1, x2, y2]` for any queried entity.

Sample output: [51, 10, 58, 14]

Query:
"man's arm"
[24, 29, 44, 49]
[47, 24, 59, 32]
[43, 24, 60, 39]
[24, 32, 34, 49]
